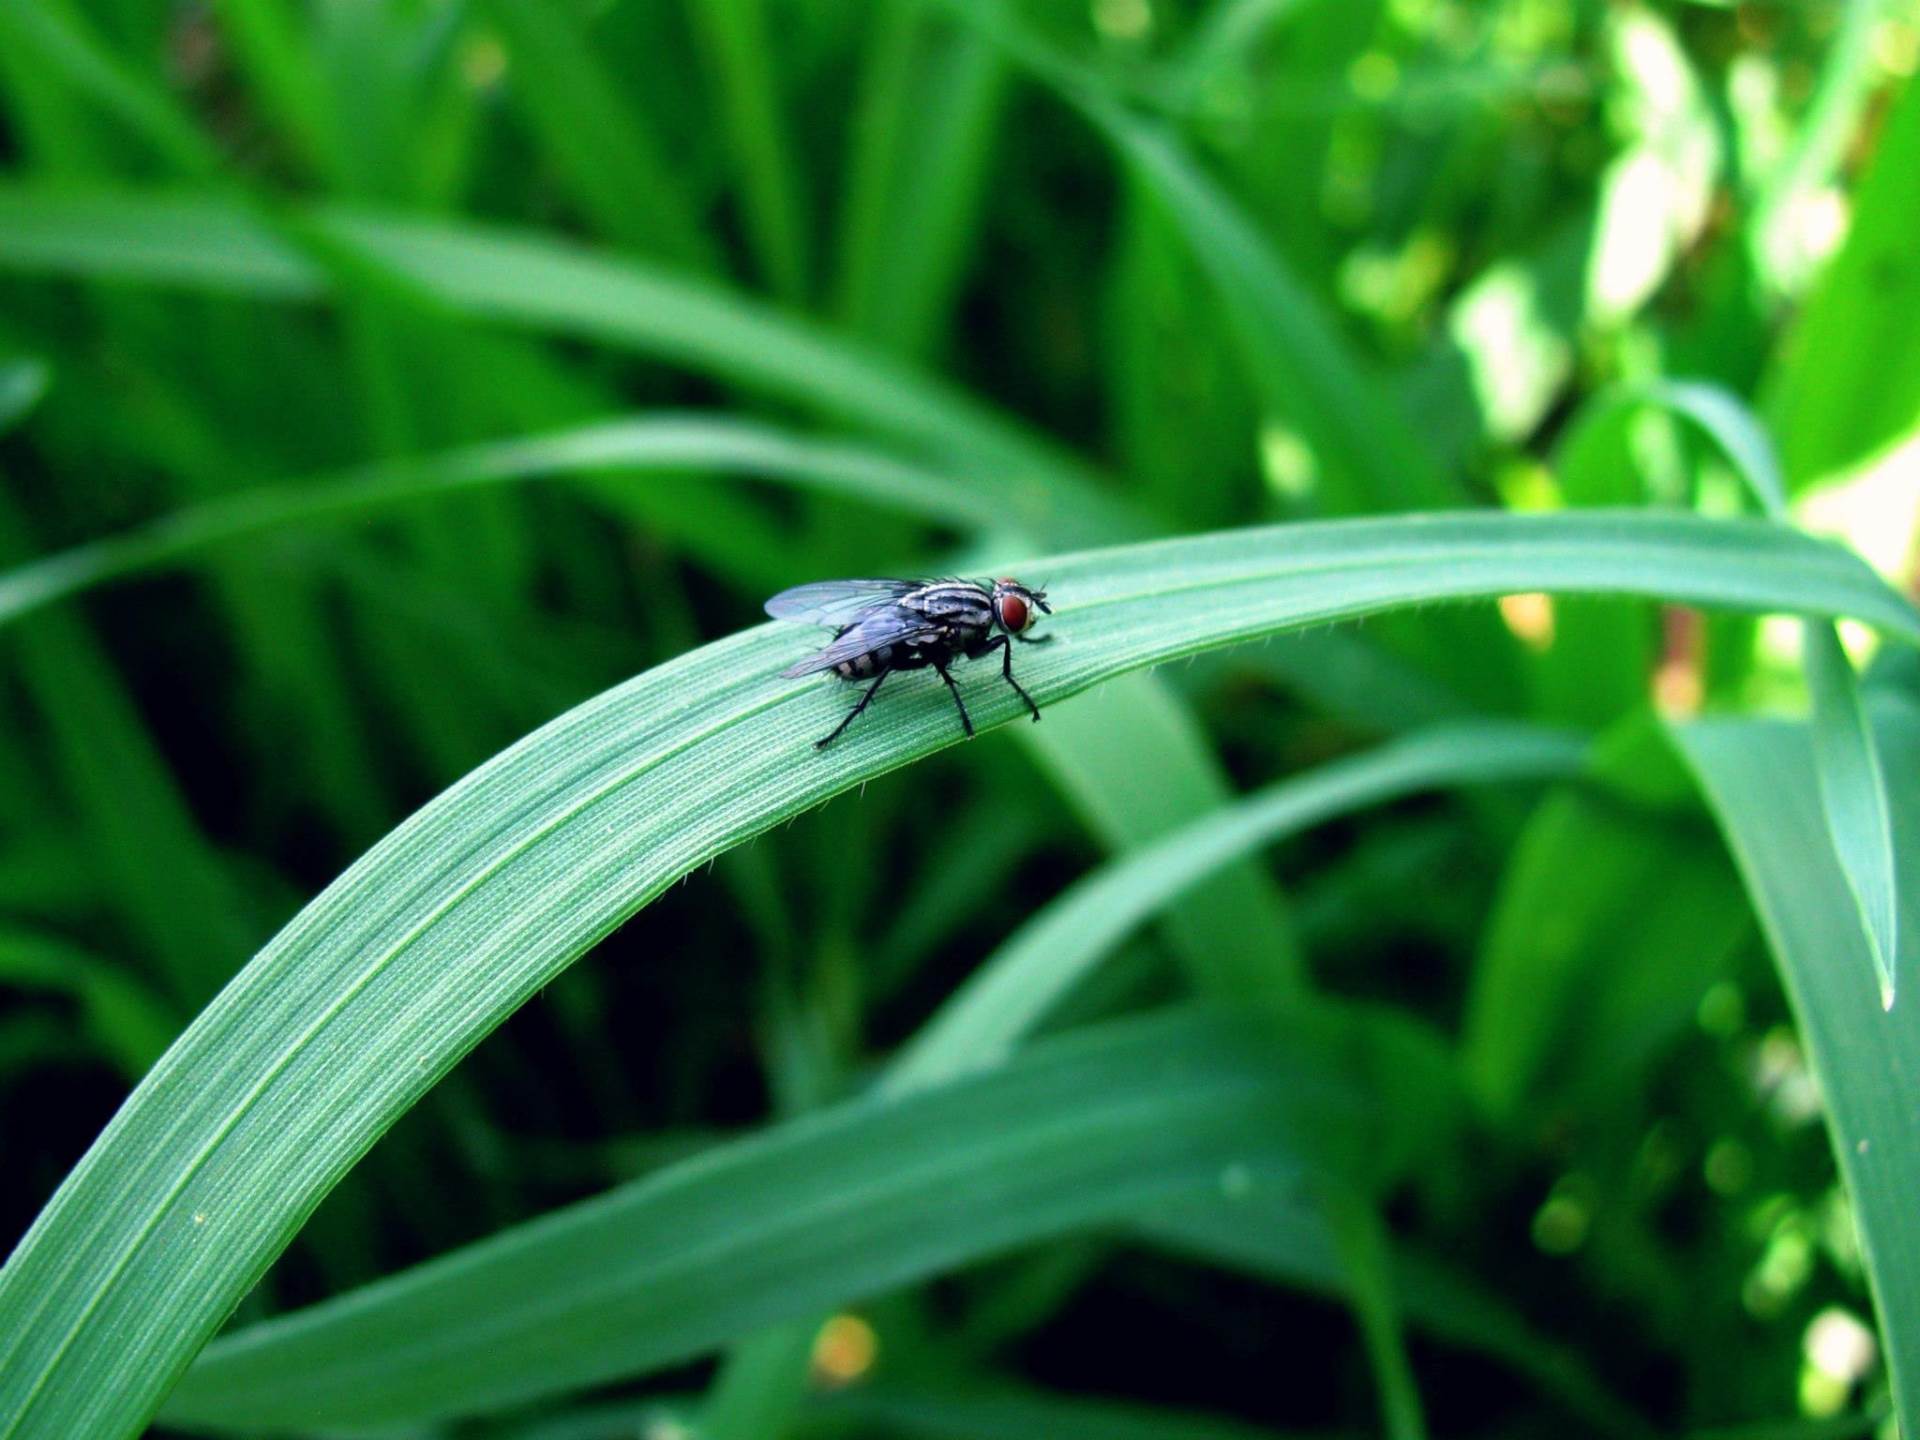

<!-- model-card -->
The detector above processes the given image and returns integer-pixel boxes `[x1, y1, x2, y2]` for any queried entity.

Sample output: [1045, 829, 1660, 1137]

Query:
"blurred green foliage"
[1, 0, 1917, 1437]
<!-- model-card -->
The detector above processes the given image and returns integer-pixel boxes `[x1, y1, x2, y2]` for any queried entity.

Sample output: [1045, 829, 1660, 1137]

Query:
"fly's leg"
[932, 661, 975, 738]
[984, 635, 1042, 723]
[816, 668, 889, 749]
[1014, 632, 1053, 645]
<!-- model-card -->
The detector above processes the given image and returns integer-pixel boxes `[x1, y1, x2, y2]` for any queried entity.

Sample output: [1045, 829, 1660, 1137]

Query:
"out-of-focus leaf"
[1017, 674, 1302, 1006]
[898, 722, 1585, 1090]
[1462, 715, 1750, 1117]
[0, 181, 1128, 534]
[1766, 68, 1920, 486]
[0, 357, 49, 434]
[473, 0, 717, 267]
[0, 414, 1013, 629]
[164, 1009, 1383, 1429]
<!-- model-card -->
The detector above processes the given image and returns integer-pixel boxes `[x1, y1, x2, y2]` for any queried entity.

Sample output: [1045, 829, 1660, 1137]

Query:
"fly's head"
[989, 578, 1051, 635]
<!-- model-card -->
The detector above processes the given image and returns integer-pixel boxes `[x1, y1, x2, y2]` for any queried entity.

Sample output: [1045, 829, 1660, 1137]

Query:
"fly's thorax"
[904, 582, 994, 629]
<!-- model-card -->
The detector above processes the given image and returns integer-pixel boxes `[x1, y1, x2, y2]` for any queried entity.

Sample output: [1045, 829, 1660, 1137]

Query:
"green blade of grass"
[475, 0, 717, 268]
[1764, 66, 1920, 486]
[1461, 714, 1751, 1119]
[1616, 382, 1903, 1005]
[162, 1007, 1375, 1430]
[0, 0, 220, 178]
[1803, 625, 1901, 1004]
[737, 721, 1579, 1436]
[926, 0, 1457, 516]
[683, 0, 810, 303]
[0, 494, 260, 1013]
[1017, 675, 1302, 1005]
[893, 721, 1586, 1091]
[0, 413, 1010, 628]
[1673, 704, 1920, 1432]
[0, 181, 1132, 537]
[831, 6, 1005, 358]
[0, 509, 1911, 1440]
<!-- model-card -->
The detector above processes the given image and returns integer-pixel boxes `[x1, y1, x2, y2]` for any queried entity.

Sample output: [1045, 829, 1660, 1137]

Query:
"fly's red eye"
[998, 594, 1029, 631]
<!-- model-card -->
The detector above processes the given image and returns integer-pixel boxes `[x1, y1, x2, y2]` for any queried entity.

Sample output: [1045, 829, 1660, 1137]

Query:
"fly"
[765, 577, 1054, 749]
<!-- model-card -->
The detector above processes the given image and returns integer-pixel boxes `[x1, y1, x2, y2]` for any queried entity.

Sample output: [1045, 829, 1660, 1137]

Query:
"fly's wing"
[763, 579, 920, 627]
[780, 607, 943, 677]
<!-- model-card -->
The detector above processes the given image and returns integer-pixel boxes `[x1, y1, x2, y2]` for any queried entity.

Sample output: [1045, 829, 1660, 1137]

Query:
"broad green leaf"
[1674, 705, 1920, 1431]
[896, 722, 1586, 1091]
[0, 509, 1912, 1440]
[164, 1008, 1376, 1429]
[1765, 67, 1920, 485]
[0, 181, 1129, 535]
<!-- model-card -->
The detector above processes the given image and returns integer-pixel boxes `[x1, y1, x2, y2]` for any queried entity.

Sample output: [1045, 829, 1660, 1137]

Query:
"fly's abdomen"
[835, 643, 896, 680]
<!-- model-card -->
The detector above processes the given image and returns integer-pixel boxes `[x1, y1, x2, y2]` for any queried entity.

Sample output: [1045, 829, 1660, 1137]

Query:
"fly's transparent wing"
[763, 579, 920, 626]
[780, 609, 943, 677]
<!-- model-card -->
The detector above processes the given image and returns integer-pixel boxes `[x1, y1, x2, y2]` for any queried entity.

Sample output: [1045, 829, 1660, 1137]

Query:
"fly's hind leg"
[932, 661, 975, 738]
[984, 635, 1042, 723]
[817, 668, 888, 749]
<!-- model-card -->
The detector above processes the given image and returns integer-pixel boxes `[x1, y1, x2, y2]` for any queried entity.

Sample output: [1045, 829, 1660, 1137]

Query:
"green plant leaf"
[1764, 65, 1920, 485]
[0, 413, 1011, 629]
[926, 0, 1455, 516]
[0, 509, 1912, 1440]
[1572, 380, 1901, 1008]
[0, 181, 1129, 535]
[1674, 703, 1920, 1432]
[1803, 625, 1901, 1004]
[474, 0, 717, 267]
[895, 721, 1586, 1091]
[165, 1008, 1376, 1429]
[683, 0, 810, 302]
[0, 356, 48, 435]
[1462, 714, 1751, 1117]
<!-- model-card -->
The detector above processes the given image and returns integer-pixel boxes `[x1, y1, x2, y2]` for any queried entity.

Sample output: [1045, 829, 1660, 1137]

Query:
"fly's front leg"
[932, 661, 975, 738]
[817, 668, 888, 749]
[984, 634, 1042, 723]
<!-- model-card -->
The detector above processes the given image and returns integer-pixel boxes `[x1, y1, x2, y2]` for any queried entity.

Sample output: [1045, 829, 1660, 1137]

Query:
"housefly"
[766, 577, 1053, 749]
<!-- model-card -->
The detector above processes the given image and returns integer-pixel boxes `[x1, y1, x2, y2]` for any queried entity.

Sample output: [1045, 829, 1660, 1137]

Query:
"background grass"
[0, 1, 1917, 1438]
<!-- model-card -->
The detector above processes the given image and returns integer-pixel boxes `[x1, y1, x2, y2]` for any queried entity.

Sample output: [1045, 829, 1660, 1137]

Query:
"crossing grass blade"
[161, 1007, 1381, 1430]
[0, 509, 1913, 1440]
